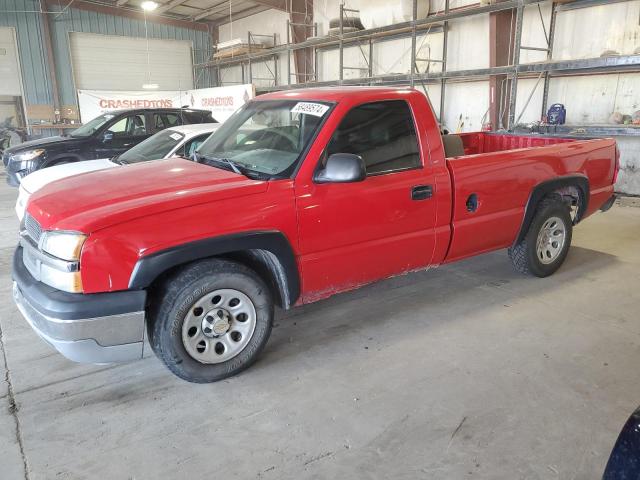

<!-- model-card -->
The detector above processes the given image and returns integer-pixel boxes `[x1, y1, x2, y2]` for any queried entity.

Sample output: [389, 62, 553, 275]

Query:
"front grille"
[24, 213, 43, 244]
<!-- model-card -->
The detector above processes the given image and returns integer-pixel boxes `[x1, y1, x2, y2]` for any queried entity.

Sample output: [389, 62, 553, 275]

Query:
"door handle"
[411, 185, 433, 201]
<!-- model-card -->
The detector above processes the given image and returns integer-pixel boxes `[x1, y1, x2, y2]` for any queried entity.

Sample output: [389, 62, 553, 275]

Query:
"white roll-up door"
[69, 32, 194, 91]
[0, 27, 23, 96]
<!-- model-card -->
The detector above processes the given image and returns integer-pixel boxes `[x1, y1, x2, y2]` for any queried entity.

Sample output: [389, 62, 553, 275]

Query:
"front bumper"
[5, 169, 21, 187]
[12, 247, 147, 364]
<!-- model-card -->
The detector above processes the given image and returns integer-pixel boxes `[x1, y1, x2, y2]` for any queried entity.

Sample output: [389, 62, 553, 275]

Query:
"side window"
[154, 113, 166, 130]
[326, 100, 421, 175]
[108, 114, 146, 137]
[155, 112, 182, 129]
[182, 134, 210, 158]
[165, 113, 180, 127]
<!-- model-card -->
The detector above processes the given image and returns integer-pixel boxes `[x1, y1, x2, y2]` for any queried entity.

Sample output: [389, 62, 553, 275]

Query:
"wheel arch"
[514, 175, 589, 246]
[129, 231, 300, 309]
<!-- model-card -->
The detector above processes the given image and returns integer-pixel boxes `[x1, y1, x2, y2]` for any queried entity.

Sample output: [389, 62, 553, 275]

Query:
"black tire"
[148, 259, 274, 383]
[508, 196, 573, 277]
[328, 16, 365, 30]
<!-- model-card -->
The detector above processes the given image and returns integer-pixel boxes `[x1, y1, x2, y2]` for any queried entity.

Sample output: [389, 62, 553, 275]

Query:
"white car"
[15, 123, 219, 220]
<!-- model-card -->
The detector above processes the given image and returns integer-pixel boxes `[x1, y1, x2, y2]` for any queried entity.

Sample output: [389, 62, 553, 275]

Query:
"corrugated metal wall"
[0, 0, 52, 105]
[0, 0, 213, 109]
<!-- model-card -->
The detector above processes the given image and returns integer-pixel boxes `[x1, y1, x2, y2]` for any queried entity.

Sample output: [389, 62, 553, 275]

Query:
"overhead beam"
[43, 0, 210, 31]
[198, 0, 289, 22]
[116, 0, 129, 5]
[192, 1, 235, 21]
[212, 5, 272, 24]
[156, 0, 191, 14]
[248, 0, 288, 12]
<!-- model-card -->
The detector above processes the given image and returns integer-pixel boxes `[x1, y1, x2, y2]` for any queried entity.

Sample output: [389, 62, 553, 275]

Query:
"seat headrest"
[442, 134, 464, 158]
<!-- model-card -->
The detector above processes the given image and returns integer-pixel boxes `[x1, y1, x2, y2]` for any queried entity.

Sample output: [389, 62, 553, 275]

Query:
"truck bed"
[442, 133, 617, 263]
[457, 132, 575, 156]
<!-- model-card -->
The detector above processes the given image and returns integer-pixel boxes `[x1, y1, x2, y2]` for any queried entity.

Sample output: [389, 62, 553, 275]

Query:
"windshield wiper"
[197, 153, 241, 173]
[197, 154, 269, 180]
[219, 157, 242, 175]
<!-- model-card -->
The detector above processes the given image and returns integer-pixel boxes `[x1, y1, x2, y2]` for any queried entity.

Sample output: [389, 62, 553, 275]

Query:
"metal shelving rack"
[195, 0, 640, 135]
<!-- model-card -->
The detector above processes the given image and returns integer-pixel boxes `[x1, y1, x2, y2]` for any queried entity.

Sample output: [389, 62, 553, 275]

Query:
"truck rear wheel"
[508, 196, 573, 277]
[148, 259, 274, 383]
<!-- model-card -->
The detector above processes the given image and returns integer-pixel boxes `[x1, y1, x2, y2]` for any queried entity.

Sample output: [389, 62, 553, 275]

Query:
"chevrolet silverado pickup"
[12, 87, 618, 383]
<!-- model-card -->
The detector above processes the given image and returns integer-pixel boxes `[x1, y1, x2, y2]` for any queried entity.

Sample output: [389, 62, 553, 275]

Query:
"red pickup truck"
[12, 87, 618, 383]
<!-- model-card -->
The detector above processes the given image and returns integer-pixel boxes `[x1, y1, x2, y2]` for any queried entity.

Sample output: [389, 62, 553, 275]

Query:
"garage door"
[69, 32, 194, 91]
[0, 27, 23, 96]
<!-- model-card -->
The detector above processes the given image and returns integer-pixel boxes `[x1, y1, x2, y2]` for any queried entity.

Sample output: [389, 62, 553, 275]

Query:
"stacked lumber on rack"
[214, 38, 268, 59]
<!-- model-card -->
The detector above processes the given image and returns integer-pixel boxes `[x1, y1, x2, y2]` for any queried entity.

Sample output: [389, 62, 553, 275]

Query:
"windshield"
[70, 113, 116, 137]
[117, 129, 185, 164]
[197, 99, 332, 178]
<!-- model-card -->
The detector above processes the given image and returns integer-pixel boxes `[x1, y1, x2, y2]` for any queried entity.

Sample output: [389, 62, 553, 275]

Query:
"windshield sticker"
[169, 132, 182, 141]
[291, 102, 329, 117]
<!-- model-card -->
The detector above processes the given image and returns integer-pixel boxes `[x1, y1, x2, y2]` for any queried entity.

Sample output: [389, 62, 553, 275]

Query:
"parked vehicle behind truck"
[3, 108, 216, 186]
[12, 87, 618, 383]
[15, 123, 219, 220]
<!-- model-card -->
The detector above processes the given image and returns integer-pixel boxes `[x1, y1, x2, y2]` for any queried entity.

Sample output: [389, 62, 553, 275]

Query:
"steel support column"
[489, 1, 517, 130]
[507, 3, 524, 129]
[541, 1, 558, 119]
[290, 0, 313, 84]
[40, 6, 61, 119]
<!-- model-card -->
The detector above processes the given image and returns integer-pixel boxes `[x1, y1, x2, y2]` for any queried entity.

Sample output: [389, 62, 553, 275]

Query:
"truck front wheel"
[508, 196, 573, 277]
[148, 259, 274, 383]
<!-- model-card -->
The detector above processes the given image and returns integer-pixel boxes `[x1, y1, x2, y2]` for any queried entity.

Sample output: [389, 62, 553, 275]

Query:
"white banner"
[77, 90, 180, 122]
[176, 84, 255, 123]
[77, 84, 255, 124]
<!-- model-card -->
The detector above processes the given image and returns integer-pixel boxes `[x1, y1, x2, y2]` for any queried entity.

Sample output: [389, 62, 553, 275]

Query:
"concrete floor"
[0, 175, 639, 480]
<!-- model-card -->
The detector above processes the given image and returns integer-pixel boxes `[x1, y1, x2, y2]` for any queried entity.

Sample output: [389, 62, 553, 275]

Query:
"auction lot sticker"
[291, 102, 330, 117]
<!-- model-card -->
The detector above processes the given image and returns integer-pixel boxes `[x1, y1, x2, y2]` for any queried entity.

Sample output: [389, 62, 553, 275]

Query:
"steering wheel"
[238, 128, 297, 152]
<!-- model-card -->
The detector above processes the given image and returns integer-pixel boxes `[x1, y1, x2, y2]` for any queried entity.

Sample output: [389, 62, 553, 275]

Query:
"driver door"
[94, 113, 149, 159]
[295, 100, 439, 301]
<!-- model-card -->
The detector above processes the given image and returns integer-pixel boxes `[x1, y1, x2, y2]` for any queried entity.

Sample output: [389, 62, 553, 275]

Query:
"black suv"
[2, 108, 215, 186]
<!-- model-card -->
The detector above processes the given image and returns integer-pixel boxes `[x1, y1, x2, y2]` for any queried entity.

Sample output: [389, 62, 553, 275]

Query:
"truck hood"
[21, 158, 116, 194]
[28, 158, 268, 232]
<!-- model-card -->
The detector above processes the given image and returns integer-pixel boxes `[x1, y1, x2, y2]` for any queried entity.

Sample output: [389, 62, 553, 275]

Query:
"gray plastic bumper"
[13, 282, 144, 364]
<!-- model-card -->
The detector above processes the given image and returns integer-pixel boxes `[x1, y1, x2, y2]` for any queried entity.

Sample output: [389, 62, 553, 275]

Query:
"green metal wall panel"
[0, 0, 213, 110]
[0, 0, 53, 105]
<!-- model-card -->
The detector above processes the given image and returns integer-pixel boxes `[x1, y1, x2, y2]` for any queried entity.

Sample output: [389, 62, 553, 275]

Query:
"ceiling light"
[141, 1, 158, 11]
[142, 83, 159, 89]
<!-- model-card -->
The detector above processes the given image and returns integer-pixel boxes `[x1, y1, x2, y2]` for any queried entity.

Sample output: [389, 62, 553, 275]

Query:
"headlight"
[11, 148, 44, 170]
[13, 149, 45, 163]
[41, 231, 87, 261]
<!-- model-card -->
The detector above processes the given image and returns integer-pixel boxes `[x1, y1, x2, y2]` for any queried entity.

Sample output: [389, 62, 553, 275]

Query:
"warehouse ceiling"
[114, 0, 280, 25]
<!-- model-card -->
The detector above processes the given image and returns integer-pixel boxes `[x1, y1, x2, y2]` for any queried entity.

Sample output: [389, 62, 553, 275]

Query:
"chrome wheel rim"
[181, 288, 256, 364]
[536, 216, 566, 265]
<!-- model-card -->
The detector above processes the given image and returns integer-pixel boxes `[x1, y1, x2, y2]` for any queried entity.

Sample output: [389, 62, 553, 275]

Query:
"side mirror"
[314, 153, 366, 184]
[102, 131, 114, 143]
